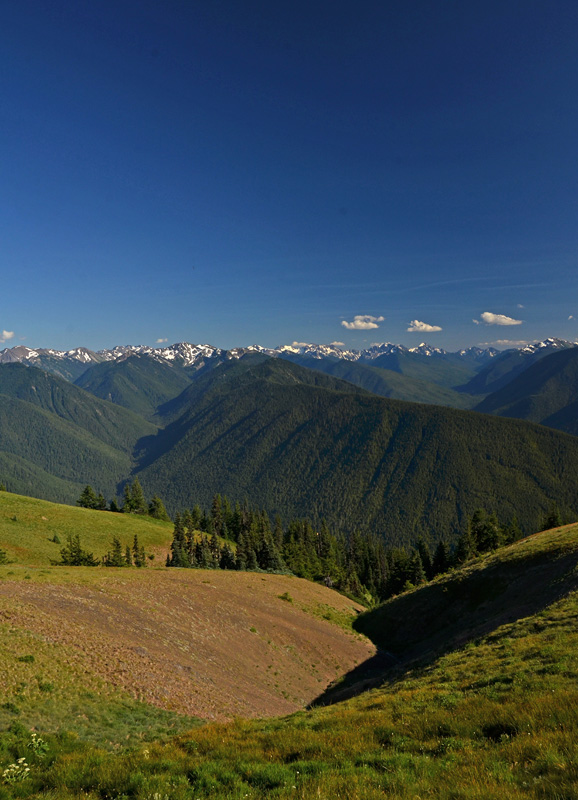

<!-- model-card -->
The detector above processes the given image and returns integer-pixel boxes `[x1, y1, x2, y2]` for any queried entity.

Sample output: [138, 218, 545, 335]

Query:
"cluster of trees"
[55, 533, 147, 567]
[165, 494, 541, 604]
[77, 480, 170, 521]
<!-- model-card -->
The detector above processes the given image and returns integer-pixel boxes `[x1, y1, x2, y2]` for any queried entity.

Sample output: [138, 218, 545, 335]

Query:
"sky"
[1, 0, 577, 352]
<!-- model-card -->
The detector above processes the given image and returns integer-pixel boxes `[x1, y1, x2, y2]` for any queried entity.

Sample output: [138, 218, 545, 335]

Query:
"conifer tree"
[0, 547, 8, 565]
[148, 494, 170, 521]
[211, 494, 223, 537]
[408, 549, 426, 586]
[130, 478, 147, 514]
[132, 534, 145, 567]
[416, 537, 433, 580]
[219, 543, 236, 569]
[541, 504, 562, 531]
[122, 483, 133, 513]
[77, 485, 98, 509]
[96, 493, 107, 511]
[104, 536, 125, 567]
[57, 534, 99, 566]
[432, 540, 450, 575]
[503, 516, 523, 544]
[168, 512, 189, 567]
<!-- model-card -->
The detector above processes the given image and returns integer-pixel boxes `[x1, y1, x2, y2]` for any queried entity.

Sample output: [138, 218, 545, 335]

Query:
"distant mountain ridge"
[0, 338, 524, 374]
[4, 337, 575, 373]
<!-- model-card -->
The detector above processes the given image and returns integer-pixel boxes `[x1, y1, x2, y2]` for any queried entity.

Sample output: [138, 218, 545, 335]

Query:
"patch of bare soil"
[0, 570, 374, 720]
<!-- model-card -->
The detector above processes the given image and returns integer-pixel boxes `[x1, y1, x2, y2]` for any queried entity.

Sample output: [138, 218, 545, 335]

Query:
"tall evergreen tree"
[148, 494, 170, 521]
[77, 485, 98, 509]
[104, 536, 125, 567]
[432, 540, 450, 576]
[130, 478, 148, 515]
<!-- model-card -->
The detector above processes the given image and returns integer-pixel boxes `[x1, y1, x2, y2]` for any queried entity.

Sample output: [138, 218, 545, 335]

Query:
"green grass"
[1, 526, 577, 798]
[0, 492, 173, 566]
[0, 623, 200, 753]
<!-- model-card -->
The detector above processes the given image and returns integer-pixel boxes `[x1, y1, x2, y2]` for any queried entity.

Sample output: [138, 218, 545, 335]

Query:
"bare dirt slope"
[0, 567, 374, 720]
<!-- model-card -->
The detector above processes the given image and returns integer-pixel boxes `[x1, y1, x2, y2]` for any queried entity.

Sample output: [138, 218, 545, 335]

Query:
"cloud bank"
[156, 337, 168, 343]
[341, 314, 384, 330]
[473, 312, 523, 326]
[407, 320, 442, 333]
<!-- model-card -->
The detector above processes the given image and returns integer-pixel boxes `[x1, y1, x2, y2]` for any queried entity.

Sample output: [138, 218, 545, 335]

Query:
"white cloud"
[291, 341, 311, 347]
[492, 339, 531, 347]
[474, 312, 523, 326]
[0, 330, 15, 343]
[156, 337, 168, 343]
[407, 320, 442, 333]
[569, 315, 574, 320]
[478, 339, 532, 348]
[330, 341, 345, 346]
[517, 304, 525, 309]
[341, 314, 384, 330]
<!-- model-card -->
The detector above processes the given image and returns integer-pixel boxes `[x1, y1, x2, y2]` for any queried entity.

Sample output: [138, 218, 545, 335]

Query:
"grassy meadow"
[0, 491, 577, 798]
[0, 491, 174, 566]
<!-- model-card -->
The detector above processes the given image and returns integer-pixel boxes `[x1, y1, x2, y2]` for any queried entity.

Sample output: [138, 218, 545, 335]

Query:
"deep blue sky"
[1, 0, 577, 351]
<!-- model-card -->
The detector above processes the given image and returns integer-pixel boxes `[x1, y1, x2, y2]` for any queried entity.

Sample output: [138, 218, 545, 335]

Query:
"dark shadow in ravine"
[310, 539, 578, 709]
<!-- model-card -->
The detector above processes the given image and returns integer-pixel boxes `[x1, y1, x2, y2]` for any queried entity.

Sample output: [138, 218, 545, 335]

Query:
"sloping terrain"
[75, 354, 192, 420]
[0, 364, 157, 503]
[354, 523, 578, 659]
[0, 492, 372, 730]
[458, 339, 576, 395]
[0, 491, 174, 566]
[367, 349, 479, 388]
[136, 358, 578, 542]
[475, 347, 578, 435]
[12, 525, 578, 799]
[0, 568, 372, 723]
[279, 354, 477, 408]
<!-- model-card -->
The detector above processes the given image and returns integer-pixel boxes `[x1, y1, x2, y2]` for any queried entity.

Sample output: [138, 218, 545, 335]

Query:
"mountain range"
[2, 340, 578, 545]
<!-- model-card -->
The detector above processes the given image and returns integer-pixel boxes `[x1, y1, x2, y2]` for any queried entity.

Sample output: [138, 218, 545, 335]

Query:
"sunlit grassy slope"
[7, 524, 576, 799]
[0, 491, 173, 565]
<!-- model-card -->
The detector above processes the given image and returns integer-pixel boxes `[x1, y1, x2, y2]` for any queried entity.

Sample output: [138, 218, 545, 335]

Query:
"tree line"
[165, 493, 552, 604]
[54, 533, 148, 567]
[70, 483, 568, 605]
[76, 479, 170, 520]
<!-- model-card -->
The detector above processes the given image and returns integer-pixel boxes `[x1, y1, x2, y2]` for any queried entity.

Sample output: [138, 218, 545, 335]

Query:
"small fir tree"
[56, 534, 99, 566]
[77, 485, 98, 509]
[148, 494, 170, 521]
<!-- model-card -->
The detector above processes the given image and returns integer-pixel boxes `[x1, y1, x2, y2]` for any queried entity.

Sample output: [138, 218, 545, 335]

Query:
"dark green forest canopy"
[75, 354, 192, 421]
[475, 347, 578, 436]
[135, 358, 578, 545]
[2, 357, 578, 547]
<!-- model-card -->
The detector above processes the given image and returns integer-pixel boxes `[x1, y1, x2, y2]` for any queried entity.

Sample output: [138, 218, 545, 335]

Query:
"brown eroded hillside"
[0, 566, 373, 721]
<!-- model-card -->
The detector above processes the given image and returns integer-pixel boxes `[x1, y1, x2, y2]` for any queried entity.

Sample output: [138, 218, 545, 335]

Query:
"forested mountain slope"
[278, 354, 477, 408]
[475, 347, 578, 435]
[135, 358, 578, 544]
[75, 354, 192, 420]
[0, 364, 157, 502]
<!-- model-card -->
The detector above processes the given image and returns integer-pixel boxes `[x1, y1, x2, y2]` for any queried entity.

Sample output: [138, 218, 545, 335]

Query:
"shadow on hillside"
[311, 543, 578, 708]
